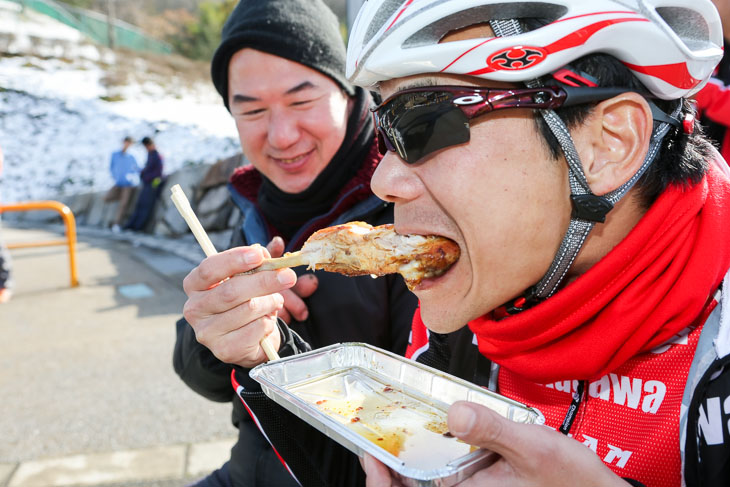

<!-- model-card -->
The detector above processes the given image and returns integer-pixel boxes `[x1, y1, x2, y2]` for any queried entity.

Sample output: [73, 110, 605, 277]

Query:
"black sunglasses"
[371, 85, 646, 164]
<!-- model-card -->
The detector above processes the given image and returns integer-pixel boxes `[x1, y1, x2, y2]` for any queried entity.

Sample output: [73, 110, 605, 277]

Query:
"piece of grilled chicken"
[245, 222, 460, 290]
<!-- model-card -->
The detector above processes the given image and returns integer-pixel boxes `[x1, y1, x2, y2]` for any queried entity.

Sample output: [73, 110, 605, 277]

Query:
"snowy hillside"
[0, 0, 240, 202]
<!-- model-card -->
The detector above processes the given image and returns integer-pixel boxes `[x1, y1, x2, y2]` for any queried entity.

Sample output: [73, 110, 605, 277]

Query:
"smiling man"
[173, 1, 416, 486]
[226, 53, 350, 195]
[181, 1, 730, 486]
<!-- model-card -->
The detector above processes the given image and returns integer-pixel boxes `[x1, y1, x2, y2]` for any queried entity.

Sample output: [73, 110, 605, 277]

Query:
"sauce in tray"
[287, 368, 477, 469]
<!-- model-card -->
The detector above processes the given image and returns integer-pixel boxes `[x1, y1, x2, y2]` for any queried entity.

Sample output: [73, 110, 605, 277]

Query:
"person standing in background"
[0, 144, 12, 303]
[106, 135, 139, 233]
[124, 136, 163, 232]
[694, 0, 730, 161]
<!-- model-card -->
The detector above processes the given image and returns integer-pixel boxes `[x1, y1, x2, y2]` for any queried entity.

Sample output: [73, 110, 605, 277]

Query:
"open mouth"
[396, 232, 460, 292]
[412, 255, 459, 291]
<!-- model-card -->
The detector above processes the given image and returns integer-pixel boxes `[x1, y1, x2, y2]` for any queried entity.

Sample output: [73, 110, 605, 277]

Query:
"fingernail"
[243, 249, 260, 265]
[300, 310, 309, 320]
[277, 270, 296, 285]
[449, 403, 476, 436]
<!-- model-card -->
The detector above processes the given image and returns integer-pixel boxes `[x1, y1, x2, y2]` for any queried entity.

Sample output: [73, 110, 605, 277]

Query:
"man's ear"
[574, 92, 653, 196]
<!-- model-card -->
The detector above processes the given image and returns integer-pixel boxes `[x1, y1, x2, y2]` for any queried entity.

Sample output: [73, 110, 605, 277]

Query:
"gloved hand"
[151, 177, 162, 188]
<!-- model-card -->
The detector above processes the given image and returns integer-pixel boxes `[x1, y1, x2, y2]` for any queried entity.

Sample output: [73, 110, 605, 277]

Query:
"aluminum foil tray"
[249, 342, 544, 487]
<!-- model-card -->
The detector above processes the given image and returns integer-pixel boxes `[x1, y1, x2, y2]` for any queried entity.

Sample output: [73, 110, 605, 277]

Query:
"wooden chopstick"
[170, 184, 280, 362]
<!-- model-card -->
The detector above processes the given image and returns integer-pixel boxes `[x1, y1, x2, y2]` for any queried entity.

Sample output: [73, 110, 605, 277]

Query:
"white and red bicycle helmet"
[347, 0, 723, 99]
[347, 0, 724, 306]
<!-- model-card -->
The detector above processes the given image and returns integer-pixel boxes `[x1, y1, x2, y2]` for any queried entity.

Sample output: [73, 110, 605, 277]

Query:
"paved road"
[0, 224, 237, 487]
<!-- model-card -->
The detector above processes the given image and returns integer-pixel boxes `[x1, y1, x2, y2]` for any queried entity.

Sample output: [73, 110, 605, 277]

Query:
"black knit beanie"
[211, 0, 355, 110]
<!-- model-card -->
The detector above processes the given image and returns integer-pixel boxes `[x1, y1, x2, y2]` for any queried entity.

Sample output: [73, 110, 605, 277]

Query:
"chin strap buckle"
[505, 287, 542, 315]
[570, 194, 613, 223]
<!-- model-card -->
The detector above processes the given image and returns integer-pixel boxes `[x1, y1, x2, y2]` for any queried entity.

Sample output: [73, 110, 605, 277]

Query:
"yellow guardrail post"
[0, 200, 79, 287]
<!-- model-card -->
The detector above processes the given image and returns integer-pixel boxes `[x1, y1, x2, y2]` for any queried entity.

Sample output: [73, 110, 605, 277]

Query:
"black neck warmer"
[257, 87, 374, 240]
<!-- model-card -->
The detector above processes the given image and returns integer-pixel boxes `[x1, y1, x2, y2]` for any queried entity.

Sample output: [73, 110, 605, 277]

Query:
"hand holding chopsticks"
[170, 184, 280, 362]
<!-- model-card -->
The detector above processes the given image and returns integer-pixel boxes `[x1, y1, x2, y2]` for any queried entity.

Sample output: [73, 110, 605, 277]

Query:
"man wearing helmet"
[181, 1, 730, 486]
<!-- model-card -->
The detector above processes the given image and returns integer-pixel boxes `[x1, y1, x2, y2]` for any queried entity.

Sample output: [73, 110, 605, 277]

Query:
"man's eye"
[291, 99, 314, 107]
[240, 108, 265, 116]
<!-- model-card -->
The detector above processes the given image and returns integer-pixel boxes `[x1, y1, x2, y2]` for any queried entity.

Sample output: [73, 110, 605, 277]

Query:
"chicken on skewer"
[245, 222, 460, 290]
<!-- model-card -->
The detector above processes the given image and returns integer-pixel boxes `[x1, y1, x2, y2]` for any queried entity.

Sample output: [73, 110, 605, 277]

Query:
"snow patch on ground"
[0, 1, 241, 202]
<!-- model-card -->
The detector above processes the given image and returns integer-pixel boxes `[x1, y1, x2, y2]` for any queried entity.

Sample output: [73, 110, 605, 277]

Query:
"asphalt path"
[0, 224, 236, 486]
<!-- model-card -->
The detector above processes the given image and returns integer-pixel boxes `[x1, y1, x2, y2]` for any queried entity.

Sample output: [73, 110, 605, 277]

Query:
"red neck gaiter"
[469, 161, 730, 383]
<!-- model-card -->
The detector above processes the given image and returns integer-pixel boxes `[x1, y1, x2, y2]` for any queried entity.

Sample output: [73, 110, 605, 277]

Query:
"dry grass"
[102, 47, 211, 90]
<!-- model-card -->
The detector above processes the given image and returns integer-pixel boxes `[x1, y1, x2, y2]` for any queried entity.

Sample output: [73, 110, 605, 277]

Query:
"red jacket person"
[182, 1, 730, 486]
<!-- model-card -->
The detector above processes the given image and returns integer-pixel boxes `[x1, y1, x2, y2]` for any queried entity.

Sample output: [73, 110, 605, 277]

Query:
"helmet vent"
[403, 3, 567, 48]
[363, 0, 405, 46]
[654, 7, 711, 51]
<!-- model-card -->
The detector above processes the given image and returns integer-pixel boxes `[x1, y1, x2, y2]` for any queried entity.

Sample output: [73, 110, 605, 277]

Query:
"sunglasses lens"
[396, 103, 469, 163]
[375, 129, 388, 156]
[377, 92, 470, 164]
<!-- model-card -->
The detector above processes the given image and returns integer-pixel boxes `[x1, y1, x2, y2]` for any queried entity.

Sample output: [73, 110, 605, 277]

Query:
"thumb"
[267, 237, 285, 258]
[448, 401, 523, 459]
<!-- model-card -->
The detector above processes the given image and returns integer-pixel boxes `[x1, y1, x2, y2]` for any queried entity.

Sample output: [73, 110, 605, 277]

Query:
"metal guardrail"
[0, 200, 79, 287]
[8, 0, 173, 55]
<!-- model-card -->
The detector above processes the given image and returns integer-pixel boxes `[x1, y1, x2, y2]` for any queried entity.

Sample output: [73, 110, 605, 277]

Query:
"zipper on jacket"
[559, 380, 587, 435]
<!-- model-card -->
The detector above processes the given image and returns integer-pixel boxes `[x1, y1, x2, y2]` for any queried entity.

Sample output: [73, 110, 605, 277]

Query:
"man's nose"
[267, 110, 300, 149]
[371, 152, 421, 203]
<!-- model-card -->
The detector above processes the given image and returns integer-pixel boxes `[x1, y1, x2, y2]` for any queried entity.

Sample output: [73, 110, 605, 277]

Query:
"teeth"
[279, 154, 305, 164]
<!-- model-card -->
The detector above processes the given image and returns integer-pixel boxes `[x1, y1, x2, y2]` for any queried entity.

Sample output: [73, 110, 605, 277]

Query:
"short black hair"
[141, 136, 154, 146]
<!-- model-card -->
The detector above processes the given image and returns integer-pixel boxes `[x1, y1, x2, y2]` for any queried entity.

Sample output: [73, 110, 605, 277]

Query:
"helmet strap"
[488, 19, 681, 310]
[488, 19, 522, 37]
[512, 102, 681, 310]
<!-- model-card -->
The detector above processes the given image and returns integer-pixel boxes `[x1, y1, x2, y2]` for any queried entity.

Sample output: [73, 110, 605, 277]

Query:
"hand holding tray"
[250, 343, 544, 487]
